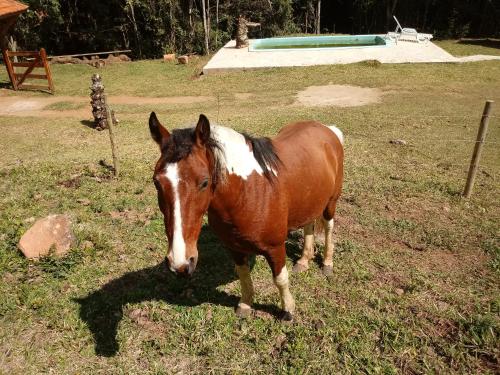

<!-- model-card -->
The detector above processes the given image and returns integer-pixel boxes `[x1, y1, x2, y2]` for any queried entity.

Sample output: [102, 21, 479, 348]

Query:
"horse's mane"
[242, 133, 281, 180]
[160, 126, 280, 186]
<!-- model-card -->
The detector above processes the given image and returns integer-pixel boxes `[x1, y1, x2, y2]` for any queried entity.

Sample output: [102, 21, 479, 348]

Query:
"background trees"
[11, 0, 500, 58]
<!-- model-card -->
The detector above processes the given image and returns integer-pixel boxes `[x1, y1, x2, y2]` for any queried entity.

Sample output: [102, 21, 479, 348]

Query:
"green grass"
[0, 41, 499, 373]
[436, 39, 500, 56]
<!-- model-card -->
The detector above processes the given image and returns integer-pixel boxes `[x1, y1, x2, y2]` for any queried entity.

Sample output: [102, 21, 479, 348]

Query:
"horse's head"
[149, 112, 218, 277]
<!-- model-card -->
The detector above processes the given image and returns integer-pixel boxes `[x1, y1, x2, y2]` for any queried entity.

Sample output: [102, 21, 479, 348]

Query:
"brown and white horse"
[149, 113, 343, 320]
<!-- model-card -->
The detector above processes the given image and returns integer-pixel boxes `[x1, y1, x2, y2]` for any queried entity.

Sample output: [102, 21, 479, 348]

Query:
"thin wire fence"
[341, 104, 499, 175]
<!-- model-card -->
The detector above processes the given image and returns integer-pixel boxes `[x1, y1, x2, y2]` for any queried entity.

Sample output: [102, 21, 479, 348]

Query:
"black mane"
[161, 128, 198, 163]
[160, 127, 280, 184]
[242, 133, 281, 180]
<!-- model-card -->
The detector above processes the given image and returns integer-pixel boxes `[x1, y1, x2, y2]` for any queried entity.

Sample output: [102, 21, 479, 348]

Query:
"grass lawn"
[0, 44, 499, 373]
[436, 39, 500, 57]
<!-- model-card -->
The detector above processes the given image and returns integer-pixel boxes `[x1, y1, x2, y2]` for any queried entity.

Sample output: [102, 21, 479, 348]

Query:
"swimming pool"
[249, 35, 392, 52]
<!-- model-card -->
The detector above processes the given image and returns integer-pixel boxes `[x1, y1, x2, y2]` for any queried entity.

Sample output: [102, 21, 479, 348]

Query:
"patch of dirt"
[0, 95, 214, 118]
[234, 92, 254, 100]
[296, 84, 383, 107]
[109, 208, 154, 225]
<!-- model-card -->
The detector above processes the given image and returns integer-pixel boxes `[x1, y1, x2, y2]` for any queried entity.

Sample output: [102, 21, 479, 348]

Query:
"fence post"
[103, 93, 120, 178]
[463, 100, 493, 198]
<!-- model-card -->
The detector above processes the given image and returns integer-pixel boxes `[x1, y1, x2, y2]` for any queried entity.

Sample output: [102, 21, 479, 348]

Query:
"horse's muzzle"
[165, 256, 197, 278]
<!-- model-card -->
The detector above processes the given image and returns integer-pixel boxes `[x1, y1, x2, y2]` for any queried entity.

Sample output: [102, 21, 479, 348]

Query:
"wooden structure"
[0, 0, 27, 48]
[1, 0, 54, 93]
[2, 48, 54, 93]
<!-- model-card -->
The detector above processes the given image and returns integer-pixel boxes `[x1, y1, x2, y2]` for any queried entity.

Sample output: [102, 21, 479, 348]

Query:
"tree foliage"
[11, 0, 500, 57]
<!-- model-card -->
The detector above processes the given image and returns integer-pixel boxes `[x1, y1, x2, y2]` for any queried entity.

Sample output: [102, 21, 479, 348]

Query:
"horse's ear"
[195, 114, 211, 146]
[149, 112, 170, 148]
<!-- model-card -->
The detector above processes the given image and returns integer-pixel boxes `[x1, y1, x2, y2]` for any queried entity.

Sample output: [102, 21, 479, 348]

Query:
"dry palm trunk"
[90, 74, 118, 131]
[236, 17, 260, 49]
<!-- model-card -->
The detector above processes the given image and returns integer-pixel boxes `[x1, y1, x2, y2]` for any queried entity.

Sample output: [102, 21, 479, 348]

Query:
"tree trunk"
[127, 0, 142, 58]
[316, 0, 321, 34]
[90, 74, 118, 131]
[305, 9, 308, 33]
[215, 0, 219, 48]
[207, 0, 211, 40]
[201, 0, 209, 54]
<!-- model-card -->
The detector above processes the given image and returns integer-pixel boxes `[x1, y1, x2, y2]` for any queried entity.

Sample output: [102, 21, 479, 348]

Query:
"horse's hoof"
[235, 305, 252, 318]
[292, 263, 308, 273]
[322, 265, 333, 278]
[279, 311, 293, 322]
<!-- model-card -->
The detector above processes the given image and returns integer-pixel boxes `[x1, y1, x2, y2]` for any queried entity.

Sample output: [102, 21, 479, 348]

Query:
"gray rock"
[18, 215, 74, 258]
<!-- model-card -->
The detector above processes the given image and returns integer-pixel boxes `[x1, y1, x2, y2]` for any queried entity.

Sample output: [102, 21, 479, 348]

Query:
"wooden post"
[40, 48, 54, 94]
[463, 100, 494, 198]
[2, 48, 18, 90]
[103, 94, 120, 177]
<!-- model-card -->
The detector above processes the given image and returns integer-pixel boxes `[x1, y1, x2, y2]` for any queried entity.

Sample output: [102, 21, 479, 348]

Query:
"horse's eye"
[199, 178, 209, 191]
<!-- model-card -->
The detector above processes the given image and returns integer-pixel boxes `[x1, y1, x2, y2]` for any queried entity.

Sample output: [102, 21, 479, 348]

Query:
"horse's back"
[274, 120, 343, 170]
[273, 121, 344, 228]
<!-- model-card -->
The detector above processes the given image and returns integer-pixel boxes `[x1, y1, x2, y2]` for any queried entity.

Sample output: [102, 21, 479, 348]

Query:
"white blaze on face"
[211, 125, 276, 179]
[164, 163, 187, 268]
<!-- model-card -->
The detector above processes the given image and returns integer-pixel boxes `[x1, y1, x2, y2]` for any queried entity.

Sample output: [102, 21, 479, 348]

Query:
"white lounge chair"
[388, 16, 433, 43]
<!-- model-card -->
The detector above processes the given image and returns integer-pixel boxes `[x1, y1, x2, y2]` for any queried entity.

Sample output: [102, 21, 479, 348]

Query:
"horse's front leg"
[266, 247, 295, 321]
[231, 252, 254, 318]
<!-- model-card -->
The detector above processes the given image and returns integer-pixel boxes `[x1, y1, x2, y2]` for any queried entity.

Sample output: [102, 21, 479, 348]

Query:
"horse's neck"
[209, 125, 265, 214]
[210, 125, 266, 180]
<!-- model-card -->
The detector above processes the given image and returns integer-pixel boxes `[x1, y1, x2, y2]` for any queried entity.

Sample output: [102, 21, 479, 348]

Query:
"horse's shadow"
[75, 225, 300, 357]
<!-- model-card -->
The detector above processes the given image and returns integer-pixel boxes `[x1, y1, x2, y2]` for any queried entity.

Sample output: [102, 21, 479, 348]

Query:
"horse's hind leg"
[321, 218, 335, 277]
[292, 222, 315, 273]
[322, 198, 338, 277]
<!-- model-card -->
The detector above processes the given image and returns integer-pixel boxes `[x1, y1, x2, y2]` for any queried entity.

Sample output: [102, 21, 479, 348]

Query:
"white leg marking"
[235, 264, 254, 310]
[297, 222, 315, 268]
[164, 163, 187, 269]
[274, 266, 295, 313]
[322, 218, 335, 267]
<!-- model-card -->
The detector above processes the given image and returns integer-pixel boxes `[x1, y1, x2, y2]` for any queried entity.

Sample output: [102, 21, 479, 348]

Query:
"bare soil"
[0, 94, 213, 118]
[296, 84, 383, 107]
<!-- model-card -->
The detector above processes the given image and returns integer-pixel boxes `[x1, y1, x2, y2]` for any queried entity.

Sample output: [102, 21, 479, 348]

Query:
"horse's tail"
[327, 125, 344, 146]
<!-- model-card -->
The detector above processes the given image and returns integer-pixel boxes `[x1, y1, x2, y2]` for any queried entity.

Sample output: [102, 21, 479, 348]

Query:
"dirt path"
[0, 85, 388, 118]
[296, 85, 383, 107]
[0, 95, 214, 118]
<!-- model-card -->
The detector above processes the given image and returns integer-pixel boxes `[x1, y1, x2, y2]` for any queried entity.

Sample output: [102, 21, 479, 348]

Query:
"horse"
[148, 112, 344, 320]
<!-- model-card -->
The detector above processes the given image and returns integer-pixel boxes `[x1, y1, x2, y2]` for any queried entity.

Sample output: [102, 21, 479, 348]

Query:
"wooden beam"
[2, 48, 17, 89]
[40, 48, 54, 93]
[15, 55, 40, 86]
[14, 73, 47, 79]
[11, 61, 44, 67]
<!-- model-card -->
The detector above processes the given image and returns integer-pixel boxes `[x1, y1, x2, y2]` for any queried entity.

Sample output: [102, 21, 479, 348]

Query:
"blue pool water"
[249, 35, 391, 52]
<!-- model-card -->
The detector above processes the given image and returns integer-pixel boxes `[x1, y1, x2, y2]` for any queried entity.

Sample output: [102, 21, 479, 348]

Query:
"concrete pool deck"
[202, 38, 499, 74]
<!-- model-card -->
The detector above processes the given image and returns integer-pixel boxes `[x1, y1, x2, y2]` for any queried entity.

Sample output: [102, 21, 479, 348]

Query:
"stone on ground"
[18, 214, 74, 258]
